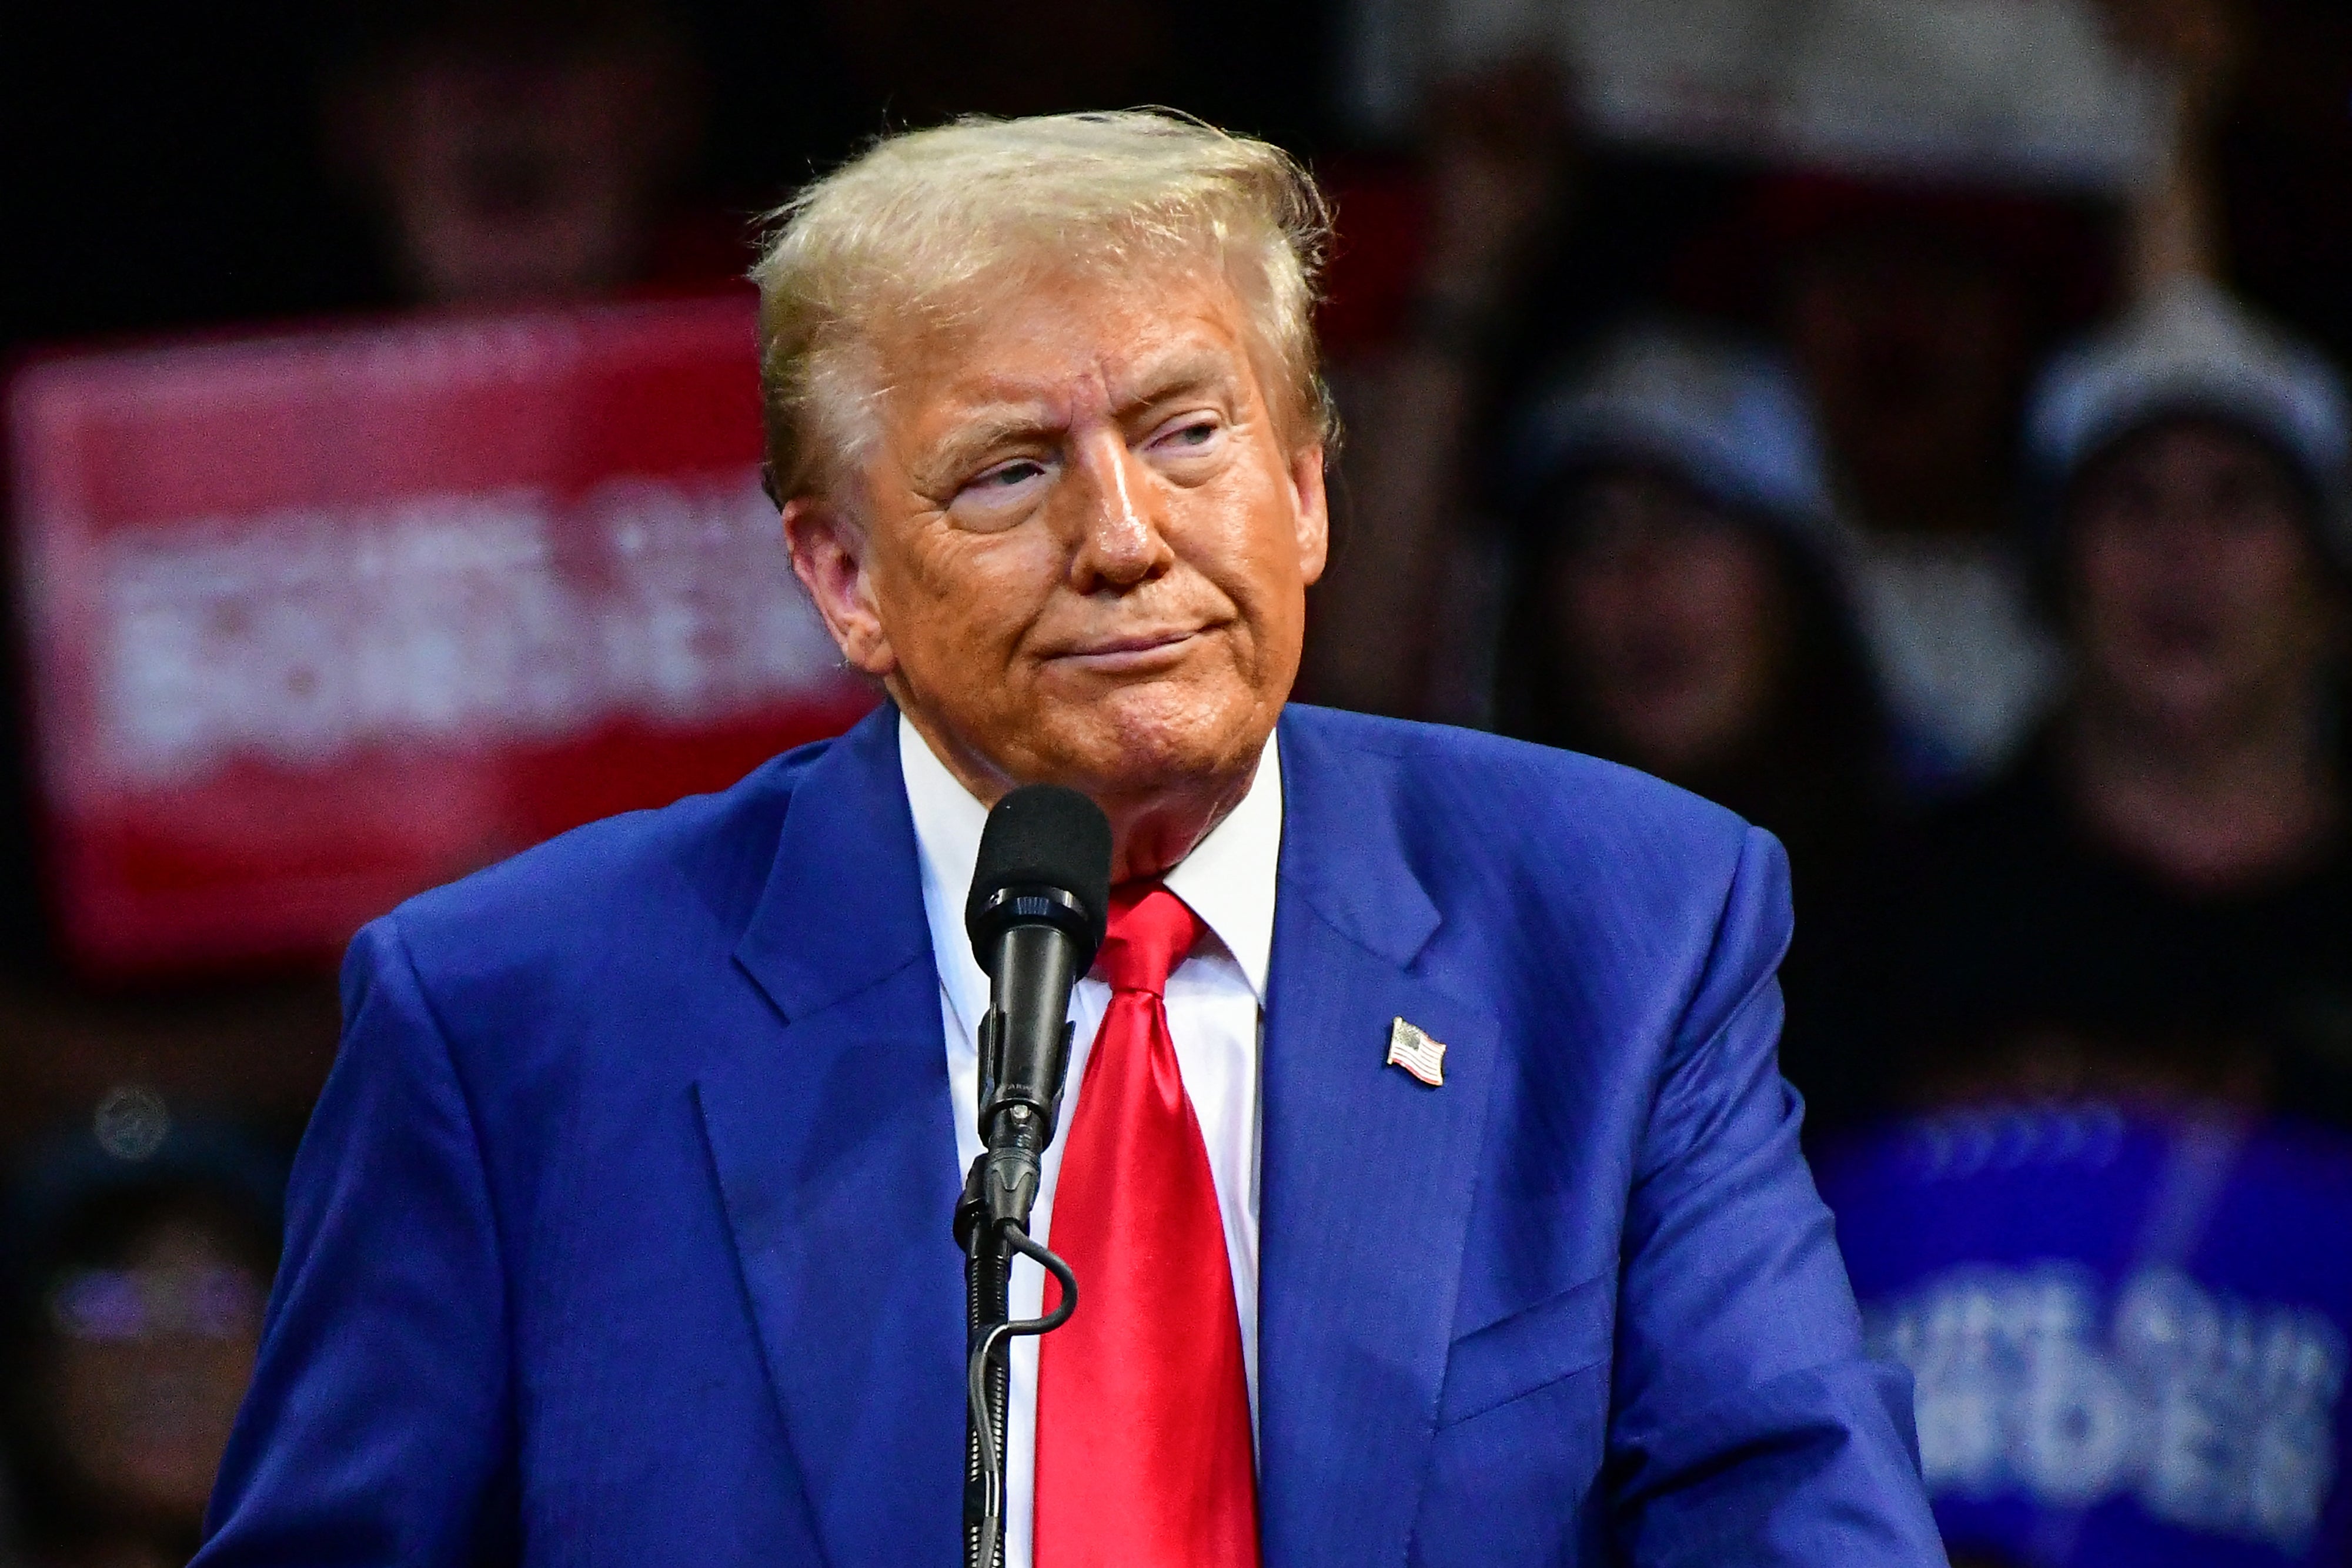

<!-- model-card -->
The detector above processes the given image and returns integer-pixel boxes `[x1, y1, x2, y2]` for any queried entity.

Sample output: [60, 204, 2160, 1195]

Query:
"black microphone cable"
[964, 1221, 1078, 1565]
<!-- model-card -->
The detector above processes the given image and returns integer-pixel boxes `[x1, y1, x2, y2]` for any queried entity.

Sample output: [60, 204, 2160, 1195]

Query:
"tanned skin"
[783, 262, 1329, 883]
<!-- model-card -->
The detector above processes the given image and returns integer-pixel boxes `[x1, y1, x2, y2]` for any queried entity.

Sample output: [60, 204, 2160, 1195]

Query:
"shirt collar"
[898, 710, 1283, 1021]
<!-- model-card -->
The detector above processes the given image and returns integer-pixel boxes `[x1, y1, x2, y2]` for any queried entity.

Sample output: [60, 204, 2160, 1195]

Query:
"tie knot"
[1095, 885, 1202, 998]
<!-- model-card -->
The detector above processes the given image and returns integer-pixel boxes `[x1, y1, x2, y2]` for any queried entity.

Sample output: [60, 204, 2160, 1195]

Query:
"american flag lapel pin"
[1386, 1017, 1446, 1087]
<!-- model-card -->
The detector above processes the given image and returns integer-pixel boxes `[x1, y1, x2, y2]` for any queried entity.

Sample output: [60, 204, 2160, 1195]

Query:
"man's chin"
[2106, 667, 2248, 738]
[1036, 680, 1272, 797]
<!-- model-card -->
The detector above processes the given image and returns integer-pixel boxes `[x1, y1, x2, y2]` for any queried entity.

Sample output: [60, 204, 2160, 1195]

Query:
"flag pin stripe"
[1386, 1017, 1446, 1087]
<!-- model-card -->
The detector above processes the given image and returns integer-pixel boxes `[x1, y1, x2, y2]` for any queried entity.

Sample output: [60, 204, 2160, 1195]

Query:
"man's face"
[359, 43, 687, 305]
[2070, 418, 2343, 743]
[786, 263, 1326, 829]
[1548, 472, 1789, 780]
[1783, 236, 2026, 520]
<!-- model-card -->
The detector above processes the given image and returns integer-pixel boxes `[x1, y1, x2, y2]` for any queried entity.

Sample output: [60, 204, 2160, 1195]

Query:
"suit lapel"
[697, 704, 965, 1568]
[694, 703, 1498, 1568]
[1258, 710, 1499, 1568]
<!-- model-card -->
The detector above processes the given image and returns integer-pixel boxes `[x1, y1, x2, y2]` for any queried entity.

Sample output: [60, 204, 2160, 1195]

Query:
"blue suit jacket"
[198, 704, 1942, 1566]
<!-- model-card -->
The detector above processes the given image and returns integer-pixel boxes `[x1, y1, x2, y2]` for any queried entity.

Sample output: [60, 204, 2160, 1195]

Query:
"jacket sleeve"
[1607, 827, 1946, 1566]
[195, 917, 516, 1566]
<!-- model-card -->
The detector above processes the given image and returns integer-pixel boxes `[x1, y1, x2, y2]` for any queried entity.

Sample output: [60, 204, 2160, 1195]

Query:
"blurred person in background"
[1302, 58, 1583, 722]
[1750, 176, 2091, 785]
[1, 1116, 282, 1568]
[1490, 325, 1911, 1135]
[1847, 282, 2352, 1131]
[1685, 0, 2249, 788]
[320, 0, 712, 307]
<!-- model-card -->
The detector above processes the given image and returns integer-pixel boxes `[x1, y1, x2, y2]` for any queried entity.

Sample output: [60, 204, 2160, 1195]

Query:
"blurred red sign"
[9, 297, 876, 978]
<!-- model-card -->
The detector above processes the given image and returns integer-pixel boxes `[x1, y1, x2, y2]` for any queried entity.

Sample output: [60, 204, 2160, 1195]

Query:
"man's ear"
[1289, 442, 1330, 587]
[783, 495, 897, 677]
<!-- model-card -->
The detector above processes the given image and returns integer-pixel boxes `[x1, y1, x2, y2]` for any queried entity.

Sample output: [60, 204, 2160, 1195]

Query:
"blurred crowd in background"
[5, 0, 2351, 1563]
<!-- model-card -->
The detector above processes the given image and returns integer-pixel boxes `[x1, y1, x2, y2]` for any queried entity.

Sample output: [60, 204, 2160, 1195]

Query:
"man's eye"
[1157, 420, 1218, 451]
[956, 460, 1050, 506]
[948, 457, 1053, 525]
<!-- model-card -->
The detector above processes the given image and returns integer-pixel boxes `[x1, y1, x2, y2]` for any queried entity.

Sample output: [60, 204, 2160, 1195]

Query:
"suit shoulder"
[1282, 705, 1753, 865]
[368, 736, 832, 983]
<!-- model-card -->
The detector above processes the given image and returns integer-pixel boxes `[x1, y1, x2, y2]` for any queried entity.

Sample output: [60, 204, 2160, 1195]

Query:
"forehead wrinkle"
[1106, 344, 1247, 423]
[937, 404, 1063, 454]
[894, 302, 1252, 482]
[903, 394, 1081, 493]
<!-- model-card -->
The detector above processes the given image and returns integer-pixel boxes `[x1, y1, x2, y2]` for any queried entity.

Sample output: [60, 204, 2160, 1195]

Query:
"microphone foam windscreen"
[965, 784, 1113, 957]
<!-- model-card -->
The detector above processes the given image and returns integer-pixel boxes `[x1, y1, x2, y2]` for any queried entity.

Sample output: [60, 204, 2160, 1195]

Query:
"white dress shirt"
[899, 714, 1278, 1568]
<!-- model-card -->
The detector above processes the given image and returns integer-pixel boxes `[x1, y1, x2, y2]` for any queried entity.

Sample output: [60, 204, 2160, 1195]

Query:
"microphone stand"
[954, 1012, 1078, 1568]
[954, 1158, 1014, 1568]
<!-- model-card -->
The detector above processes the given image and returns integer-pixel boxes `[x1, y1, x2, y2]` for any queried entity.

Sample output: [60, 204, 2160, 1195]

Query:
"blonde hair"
[749, 109, 1334, 502]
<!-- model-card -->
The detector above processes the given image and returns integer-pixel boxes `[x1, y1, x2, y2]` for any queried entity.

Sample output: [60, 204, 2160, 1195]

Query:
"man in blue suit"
[197, 112, 1943, 1566]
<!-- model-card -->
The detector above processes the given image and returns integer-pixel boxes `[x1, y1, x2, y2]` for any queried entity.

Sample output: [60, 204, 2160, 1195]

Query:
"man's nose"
[2137, 500, 2221, 567]
[1066, 429, 1173, 590]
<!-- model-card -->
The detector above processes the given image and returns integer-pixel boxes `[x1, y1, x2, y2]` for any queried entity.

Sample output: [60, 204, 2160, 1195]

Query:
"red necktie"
[1034, 885, 1259, 1568]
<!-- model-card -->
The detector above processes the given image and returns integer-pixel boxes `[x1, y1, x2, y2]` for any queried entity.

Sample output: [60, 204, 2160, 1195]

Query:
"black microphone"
[963, 784, 1112, 1233]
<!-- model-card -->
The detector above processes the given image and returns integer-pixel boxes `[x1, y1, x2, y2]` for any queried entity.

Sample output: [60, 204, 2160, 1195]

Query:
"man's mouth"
[2134, 606, 2223, 660]
[1047, 626, 1205, 671]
